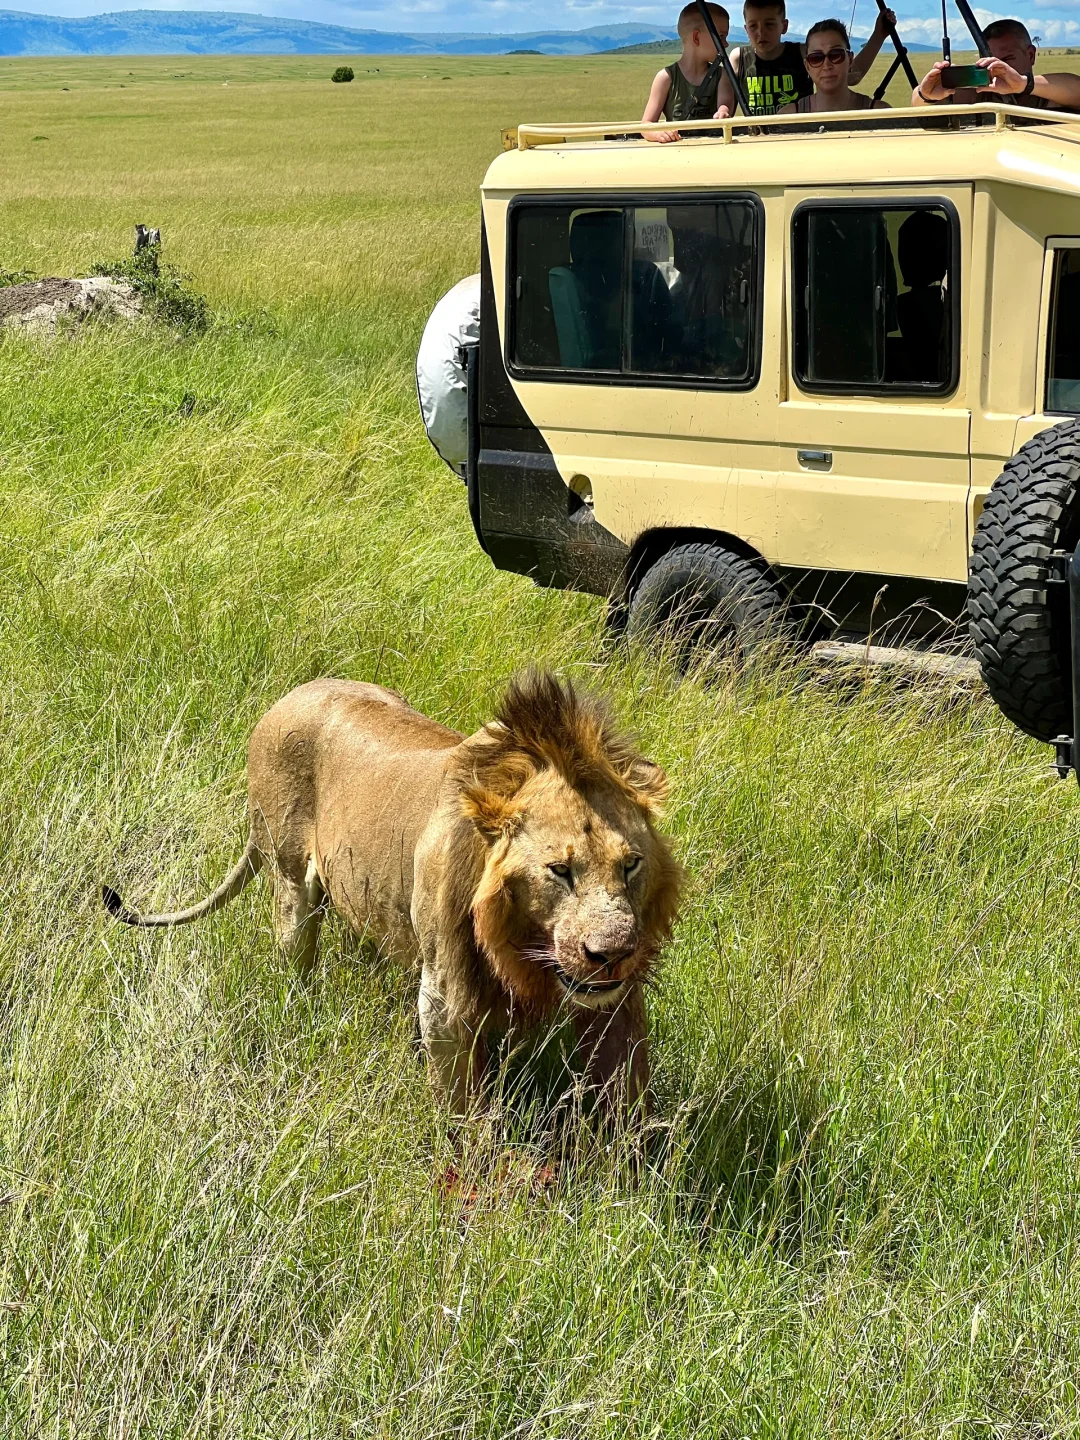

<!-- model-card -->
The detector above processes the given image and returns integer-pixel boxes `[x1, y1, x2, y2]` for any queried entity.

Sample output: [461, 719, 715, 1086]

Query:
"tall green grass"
[2, 53, 1080, 1438]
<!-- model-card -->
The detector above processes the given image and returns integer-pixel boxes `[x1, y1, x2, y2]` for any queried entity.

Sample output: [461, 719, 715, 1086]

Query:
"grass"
[2, 51, 1080, 1438]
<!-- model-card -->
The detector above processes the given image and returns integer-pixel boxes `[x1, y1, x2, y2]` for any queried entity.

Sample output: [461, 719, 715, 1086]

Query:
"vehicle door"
[776, 185, 973, 584]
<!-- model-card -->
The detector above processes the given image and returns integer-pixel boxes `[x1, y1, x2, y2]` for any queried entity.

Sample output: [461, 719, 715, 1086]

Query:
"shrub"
[331, 66, 354, 83]
[87, 246, 211, 334]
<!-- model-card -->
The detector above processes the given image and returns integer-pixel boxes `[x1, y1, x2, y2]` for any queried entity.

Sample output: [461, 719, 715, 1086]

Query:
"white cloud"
[1030, 15, 1080, 38]
[880, 15, 944, 40]
[889, 6, 1004, 41]
[853, 5, 1080, 47]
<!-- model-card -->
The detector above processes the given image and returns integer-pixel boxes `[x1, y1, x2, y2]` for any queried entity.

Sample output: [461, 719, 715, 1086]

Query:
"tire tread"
[968, 419, 1080, 741]
[627, 541, 792, 663]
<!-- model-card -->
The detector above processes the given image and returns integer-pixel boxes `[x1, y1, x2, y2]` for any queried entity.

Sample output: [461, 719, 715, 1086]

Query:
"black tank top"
[737, 42, 813, 116]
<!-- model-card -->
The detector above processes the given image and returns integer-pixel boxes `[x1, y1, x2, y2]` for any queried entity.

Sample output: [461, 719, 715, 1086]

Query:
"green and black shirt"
[737, 42, 813, 116]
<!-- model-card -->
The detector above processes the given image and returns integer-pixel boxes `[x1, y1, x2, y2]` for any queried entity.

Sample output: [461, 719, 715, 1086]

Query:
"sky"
[6, 0, 1080, 44]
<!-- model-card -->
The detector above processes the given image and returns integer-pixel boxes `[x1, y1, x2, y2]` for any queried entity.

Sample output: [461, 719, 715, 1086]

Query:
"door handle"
[798, 449, 832, 468]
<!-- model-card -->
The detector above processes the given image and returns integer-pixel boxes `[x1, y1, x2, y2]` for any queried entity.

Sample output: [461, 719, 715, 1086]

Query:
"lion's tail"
[102, 835, 262, 928]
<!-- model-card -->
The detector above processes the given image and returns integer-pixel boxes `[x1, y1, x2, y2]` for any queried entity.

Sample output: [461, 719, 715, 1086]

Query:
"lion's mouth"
[552, 963, 626, 996]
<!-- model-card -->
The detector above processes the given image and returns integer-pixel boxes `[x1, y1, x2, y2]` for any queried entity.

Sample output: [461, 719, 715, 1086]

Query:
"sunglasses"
[805, 46, 850, 66]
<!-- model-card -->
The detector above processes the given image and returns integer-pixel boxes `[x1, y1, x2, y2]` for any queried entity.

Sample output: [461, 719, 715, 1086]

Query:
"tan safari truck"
[420, 105, 1080, 771]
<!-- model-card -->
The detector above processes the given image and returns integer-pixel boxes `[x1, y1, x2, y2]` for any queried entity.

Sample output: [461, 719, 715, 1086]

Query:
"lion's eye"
[624, 855, 642, 878]
[547, 862, 573, 886]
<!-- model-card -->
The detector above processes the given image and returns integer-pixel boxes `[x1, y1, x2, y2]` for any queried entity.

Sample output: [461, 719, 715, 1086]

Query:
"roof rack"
[513, 102, 1080, 151]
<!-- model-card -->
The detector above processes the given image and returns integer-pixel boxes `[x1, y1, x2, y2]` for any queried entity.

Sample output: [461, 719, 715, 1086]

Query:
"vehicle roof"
[482, 104, 1080, 198]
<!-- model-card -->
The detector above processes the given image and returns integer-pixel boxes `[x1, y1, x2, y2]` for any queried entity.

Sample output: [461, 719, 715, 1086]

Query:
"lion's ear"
[622, 757, 670, 814]
[460, 785, 523, 841]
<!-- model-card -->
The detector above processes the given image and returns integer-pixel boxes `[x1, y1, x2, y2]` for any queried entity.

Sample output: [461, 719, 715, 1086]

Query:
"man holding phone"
[912, 19, 1080, 111]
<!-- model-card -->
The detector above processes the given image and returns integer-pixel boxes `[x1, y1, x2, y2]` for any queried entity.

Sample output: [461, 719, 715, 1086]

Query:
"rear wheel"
[967, 420, 1080, 742]
[626, 540, 794, 667]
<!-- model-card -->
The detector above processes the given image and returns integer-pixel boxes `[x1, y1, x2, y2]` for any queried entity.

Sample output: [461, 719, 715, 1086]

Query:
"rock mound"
[0, 276, 143, 335]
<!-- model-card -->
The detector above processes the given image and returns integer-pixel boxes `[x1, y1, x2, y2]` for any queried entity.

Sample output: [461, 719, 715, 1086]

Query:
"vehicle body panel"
[474, 108, 1080, 607]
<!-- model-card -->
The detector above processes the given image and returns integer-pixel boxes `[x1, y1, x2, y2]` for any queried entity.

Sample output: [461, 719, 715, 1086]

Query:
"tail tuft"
[99, 837, 260, 930]
[102, 885, 136, 924]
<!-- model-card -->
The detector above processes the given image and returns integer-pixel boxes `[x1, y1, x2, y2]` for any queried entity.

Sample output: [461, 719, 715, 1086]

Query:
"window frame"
[1042, 237, 1080, 417]
[505, 190, 766, 392]
[790, 195, 962, 399]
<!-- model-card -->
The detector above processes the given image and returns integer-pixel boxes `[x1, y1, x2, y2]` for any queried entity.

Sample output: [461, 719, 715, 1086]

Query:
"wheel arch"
[622, 526, 774, 604]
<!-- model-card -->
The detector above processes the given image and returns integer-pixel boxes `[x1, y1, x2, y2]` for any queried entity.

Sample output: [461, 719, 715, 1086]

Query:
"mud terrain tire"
[968, 420, 1080, 741]
[627, 541, 793, 666]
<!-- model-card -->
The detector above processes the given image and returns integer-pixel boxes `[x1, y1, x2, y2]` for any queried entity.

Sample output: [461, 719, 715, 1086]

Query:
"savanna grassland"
[3, 49, 1080, 1439]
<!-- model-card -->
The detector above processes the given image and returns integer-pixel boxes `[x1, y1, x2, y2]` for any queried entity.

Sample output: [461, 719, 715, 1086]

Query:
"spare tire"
[416, 273, 480, 477]
[968, 420, 1080, 741]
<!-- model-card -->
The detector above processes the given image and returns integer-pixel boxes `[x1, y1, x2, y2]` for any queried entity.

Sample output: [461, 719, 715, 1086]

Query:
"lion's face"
[467, 765, 682, 1015]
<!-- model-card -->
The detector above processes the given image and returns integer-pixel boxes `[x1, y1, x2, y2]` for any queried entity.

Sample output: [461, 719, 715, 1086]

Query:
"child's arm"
[642, 67, 673, 121]
[643, 68, 680, 142]
[714, 47, 740, 117]
[849, 7, 895, 84]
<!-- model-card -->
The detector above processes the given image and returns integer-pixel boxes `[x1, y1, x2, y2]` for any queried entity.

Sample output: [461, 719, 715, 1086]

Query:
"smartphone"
[941, 64, 991, 88]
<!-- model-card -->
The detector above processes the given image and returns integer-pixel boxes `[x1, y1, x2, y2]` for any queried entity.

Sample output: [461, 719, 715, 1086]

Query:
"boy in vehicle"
[912, 18, 1080, 112]
[642, 1, 730, 142]
[716, 0, 895, 118]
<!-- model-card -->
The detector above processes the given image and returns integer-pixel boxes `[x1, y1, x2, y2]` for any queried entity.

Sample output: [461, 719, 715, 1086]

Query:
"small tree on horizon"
[331, 66, 355, 83]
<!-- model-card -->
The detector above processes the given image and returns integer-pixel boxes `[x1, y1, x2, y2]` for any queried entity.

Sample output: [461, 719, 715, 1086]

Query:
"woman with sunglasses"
[779, 18, 891, 112]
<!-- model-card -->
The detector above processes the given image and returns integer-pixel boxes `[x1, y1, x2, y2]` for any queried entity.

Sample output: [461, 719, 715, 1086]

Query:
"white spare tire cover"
[416, 273, 481, 477]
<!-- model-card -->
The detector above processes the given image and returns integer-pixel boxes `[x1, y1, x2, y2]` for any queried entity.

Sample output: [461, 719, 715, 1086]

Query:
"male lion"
[104, 671, 683, 1119]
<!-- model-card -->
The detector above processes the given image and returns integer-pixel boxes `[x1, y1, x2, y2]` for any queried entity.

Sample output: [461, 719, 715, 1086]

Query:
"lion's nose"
[582, 941, 635, 975]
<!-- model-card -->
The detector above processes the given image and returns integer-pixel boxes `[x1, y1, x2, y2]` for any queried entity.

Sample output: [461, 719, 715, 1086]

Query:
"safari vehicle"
[420, 94, 1080, 774]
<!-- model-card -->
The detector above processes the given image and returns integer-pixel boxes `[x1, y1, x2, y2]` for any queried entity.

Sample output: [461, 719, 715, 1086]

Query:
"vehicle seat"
[895, 211, 949, 383]
[629, 257, 672, 371]
[548, 268, 594, 368]
[548, 210, 623, 369]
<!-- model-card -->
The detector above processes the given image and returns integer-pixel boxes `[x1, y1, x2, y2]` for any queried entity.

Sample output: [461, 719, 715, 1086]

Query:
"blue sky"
[8, 0, 1080, 44]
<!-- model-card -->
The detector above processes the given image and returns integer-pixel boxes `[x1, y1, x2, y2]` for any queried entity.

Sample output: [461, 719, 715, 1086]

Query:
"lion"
[103, 671, 684, 1119]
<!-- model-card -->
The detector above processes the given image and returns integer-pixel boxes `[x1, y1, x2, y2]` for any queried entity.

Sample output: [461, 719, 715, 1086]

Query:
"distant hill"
[610, 36, 738, 55]
[610, 31, 939, 55]
[0, 10, 681, 57]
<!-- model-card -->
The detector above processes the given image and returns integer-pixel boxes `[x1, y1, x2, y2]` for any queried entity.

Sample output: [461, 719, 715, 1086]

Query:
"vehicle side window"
[509, 198, 760, 386]
[792, 202, 958, 395]
[1046, 247, 1080, 414]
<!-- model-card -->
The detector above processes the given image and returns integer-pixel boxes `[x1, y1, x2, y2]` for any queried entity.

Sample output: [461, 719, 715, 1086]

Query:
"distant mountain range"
[611, 33, 937, 53]
[0, 11, 679, 56]
[0, 10, 938, 57]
